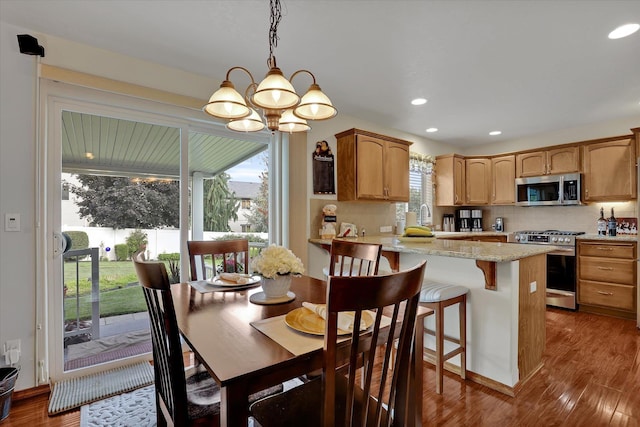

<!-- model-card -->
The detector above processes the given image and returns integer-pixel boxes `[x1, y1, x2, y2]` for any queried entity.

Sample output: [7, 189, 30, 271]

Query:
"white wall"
[0, 21, 38, 390]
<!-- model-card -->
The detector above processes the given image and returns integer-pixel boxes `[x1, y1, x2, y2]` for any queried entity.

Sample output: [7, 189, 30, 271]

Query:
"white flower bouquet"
[251, 245, 304, 279]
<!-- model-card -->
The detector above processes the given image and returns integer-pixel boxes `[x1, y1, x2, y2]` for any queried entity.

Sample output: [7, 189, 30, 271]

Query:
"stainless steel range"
[510, 230, 585, 310]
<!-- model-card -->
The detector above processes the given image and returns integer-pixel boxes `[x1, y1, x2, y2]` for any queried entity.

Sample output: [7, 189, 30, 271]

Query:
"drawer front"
[579, 242, 635, 259]
[579, 256, 635, 284]
[579, 280, 635, 311]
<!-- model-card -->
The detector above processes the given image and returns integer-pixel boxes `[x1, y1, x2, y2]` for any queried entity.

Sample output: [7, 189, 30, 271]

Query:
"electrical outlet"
[379, 225, 392, 233]
[529, 281, 537, 293]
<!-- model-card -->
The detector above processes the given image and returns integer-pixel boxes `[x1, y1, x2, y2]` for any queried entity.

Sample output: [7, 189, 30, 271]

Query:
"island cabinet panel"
[578, 240, 637, 319]
[518, 254, 547, 381]
[515, 146, 579, 177]
[465, 158, 491, 205]
[336, 128, 411, 202]
[582, 137, 636, 201]
[491, 155, 515, 205]
[435, 154, 465, 206]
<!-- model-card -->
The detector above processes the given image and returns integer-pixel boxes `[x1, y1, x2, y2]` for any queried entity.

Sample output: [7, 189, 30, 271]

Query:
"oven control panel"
[512, 231, 581, 246]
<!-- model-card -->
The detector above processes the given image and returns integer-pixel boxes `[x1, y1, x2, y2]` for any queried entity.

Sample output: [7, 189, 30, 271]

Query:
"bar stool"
[420, 281, 469, 394]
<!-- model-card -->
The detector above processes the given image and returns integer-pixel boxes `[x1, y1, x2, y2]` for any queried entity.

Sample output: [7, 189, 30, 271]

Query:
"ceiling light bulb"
[227, 108, 265, 132]
[608, 23, 640, 39]
[294, 83, 337, 120]
[489, 131, 502, 136]
[411, 98, 427, 106]
[278, 109, 310, 133]
[426, 128, 438, 133]
[203, 80, 250, 119]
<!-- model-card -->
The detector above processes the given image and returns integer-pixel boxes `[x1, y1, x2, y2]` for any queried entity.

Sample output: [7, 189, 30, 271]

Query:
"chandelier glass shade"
[202, 0, 336, 133]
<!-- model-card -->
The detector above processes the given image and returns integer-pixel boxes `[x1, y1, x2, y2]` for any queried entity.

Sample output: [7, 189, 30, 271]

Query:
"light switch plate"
[530, 281, 537, 293]
[5, 213, 20, 232]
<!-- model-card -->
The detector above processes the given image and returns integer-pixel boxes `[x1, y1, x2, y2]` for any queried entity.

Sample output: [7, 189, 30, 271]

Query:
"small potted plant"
[251, 245, 304, 299]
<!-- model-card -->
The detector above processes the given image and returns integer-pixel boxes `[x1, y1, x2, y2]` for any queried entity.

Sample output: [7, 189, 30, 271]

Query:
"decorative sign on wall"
[312, 140, 335, 194]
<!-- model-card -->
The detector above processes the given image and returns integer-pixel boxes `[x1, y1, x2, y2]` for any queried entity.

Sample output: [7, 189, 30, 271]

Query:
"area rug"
[80, 384, 155, 427]
[48, 361, 154, 415]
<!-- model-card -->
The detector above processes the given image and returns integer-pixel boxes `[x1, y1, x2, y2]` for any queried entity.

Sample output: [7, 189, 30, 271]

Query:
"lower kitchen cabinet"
[577, 240, 637, 319]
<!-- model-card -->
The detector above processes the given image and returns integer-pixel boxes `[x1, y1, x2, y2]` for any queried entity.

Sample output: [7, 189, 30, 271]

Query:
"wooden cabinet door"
[355, 135, 386, 200]
[465, 158, 491, 205]
[547, 146, 579, 174]
[435, 154, 465, 206]
[491, 155, 515, 204]
[385, 141, 410, 201]
[582, 137, 636, 201]
[516, 151, 546, 177]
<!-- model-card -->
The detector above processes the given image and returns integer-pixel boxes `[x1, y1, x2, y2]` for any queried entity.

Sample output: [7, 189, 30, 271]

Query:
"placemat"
[251, 313, 392, 356]
[251, 314, 324, 355]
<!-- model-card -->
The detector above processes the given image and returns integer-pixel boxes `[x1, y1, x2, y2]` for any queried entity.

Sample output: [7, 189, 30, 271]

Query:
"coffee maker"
[471, 209, 483, 232]
[457, 209, 471, 232]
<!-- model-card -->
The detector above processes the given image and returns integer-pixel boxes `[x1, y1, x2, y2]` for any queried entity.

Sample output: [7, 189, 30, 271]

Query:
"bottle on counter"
[597, 207, 607, 236]
[608, 207, 617, 236]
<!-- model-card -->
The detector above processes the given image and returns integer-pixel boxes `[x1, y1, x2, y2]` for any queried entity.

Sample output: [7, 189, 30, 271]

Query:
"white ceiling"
[2, 0, 640, 147]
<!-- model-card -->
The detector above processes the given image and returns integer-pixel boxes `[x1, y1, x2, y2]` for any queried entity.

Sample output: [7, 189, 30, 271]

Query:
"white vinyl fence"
[61, 226, 267, 261]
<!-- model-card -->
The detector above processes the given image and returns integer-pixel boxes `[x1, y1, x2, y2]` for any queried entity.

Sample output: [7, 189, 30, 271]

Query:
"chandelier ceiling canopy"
[203, 0, 337, 133]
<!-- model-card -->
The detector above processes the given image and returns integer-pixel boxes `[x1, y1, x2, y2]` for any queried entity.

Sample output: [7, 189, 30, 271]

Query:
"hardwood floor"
[3, 309, 639, 426]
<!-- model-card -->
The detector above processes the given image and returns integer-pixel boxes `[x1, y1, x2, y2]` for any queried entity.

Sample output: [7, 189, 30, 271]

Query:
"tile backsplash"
[448, 201, 637, 234]
[310, 198, 397, 238]
[310, 199, 637, 237]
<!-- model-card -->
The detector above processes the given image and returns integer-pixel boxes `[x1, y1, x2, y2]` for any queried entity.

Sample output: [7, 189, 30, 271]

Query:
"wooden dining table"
[171, 275, 428, 427]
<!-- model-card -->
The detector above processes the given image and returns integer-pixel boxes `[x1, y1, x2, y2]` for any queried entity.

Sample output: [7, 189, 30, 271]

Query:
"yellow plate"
[397, 235, 436, 243]
[285, 307, 374, 336]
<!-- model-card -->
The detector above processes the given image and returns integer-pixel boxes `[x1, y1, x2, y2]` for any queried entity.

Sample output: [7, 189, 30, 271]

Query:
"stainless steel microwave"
[515, 173, 581, 206]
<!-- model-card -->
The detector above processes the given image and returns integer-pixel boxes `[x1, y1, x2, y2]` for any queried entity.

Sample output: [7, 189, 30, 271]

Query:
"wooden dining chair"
[133, 253, 282, 426]
[327, 240, 383, 277]
[187, 239, 249, 280]
[250, 260, 427, 427]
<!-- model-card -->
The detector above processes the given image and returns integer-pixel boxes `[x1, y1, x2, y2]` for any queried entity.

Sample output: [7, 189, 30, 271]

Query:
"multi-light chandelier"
[203, 0, 337, 133]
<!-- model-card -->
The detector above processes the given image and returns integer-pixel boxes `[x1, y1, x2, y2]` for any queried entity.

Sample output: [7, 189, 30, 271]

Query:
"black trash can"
[0, 367, 19, 422]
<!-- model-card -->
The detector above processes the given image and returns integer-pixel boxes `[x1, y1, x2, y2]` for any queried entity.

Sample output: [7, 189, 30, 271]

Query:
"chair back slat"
[187, 239, 249, 280]
[133, 253, 189, 425]
[329, 240, 382, 277]
[323, 260, 426, 427]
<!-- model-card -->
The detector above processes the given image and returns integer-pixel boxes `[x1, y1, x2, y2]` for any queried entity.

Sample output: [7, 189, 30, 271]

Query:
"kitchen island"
[308, 236, 556, 396]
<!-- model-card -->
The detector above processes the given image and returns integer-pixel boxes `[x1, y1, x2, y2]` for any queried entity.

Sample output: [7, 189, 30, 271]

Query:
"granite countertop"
[309, 235, 556, 262]
[577, 233, 637, 242]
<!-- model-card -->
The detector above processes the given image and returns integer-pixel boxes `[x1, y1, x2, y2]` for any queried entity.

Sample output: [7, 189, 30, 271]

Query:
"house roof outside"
[229, 181, 260, 200]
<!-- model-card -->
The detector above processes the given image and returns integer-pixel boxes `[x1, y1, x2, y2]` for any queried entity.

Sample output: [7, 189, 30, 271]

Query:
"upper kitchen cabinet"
[516, 146, 580, 177]
[336, 128, 411, 202]
[435, 154, 465, 206]
[465, 158, 492, 205]
[582, 136, 636, 201]
[491, 155, 515, 205]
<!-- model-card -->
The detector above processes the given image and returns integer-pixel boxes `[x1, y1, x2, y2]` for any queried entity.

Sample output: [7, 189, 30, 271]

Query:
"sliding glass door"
[41, 81, 271, 382]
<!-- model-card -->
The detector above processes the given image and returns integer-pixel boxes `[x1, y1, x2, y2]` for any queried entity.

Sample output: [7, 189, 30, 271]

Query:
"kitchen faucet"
[419, 203, 431, 226]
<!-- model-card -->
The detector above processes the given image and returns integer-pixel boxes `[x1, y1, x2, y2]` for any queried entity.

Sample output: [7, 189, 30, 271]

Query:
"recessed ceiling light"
[608, 23, 640, 39]
[426, 128, 438, 133]
[411, 98, 427, 106]
[489, 131, 502, 136]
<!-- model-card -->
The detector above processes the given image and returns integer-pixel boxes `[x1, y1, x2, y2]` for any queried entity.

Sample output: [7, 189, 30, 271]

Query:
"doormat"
[80, 385, 155, 427]
[48, 361, 154, 415]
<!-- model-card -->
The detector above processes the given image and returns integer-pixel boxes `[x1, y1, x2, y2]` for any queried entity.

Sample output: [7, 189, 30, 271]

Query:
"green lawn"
[63, 260, 154, 321]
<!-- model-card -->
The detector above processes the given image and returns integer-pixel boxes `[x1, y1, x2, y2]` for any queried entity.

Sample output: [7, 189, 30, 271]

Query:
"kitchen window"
[398, 153, 434, 225]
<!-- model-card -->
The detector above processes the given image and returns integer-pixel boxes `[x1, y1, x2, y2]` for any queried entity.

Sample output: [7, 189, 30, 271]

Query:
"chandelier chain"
[268, 0, 282, 66]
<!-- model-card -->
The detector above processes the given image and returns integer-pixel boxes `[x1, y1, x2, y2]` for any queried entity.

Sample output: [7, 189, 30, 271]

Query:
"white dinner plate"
[209, 274, 261, 287]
